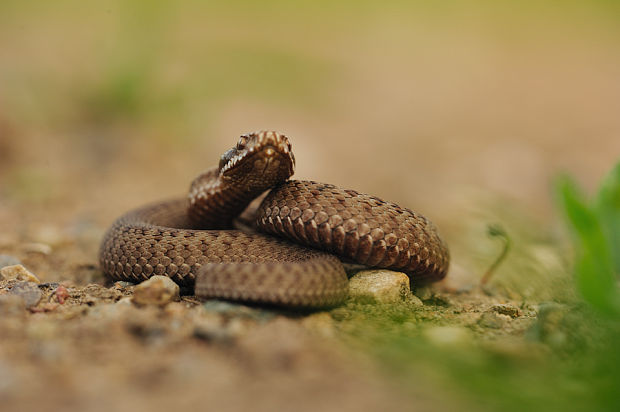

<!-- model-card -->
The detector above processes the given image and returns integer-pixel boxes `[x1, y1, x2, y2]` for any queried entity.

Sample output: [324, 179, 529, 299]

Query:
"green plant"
[556, 161, 620, 316]
[479, 223, 512, 286]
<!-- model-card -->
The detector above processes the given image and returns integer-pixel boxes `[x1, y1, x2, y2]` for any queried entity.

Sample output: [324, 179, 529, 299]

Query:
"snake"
[99, 131, 449, 307]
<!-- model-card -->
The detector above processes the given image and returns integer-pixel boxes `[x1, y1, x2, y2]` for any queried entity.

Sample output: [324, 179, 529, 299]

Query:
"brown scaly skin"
[99, 131, 449, 308]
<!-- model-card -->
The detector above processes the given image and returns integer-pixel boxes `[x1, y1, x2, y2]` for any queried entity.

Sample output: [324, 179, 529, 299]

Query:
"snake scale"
[99, 131, 449, 307]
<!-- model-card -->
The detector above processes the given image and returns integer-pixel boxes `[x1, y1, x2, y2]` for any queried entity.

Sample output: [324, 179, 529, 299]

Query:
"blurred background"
[2, 0, 619, 290]
[0, 1, 619, 410]
[2, 0, 618, 214]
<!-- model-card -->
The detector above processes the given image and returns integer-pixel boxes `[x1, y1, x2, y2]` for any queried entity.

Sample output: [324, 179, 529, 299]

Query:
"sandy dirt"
[1, 2, 619, 411]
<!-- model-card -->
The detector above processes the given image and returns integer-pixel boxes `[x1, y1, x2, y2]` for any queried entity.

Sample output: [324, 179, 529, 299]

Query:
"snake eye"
[236, 137, 247, 150]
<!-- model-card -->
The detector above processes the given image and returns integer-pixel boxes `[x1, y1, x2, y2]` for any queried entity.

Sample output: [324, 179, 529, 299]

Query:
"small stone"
[0, 264, 40, 283]
[113, 281, 135, 289]
[478, 311, 510, 329]
[132, 275, 180, 306]
[8, 281, 42, 308]
[53, 285, 70, 304]
[491, 303, 522, 318]
[0, 255, 21, 269]
[348, 270, 413, 304]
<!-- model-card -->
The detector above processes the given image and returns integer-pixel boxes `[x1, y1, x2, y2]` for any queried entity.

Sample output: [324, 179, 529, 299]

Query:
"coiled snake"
[99, 131, 449, 307]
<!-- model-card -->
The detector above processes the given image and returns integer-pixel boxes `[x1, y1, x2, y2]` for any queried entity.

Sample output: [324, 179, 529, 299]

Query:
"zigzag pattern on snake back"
[99, 131, 449, 307]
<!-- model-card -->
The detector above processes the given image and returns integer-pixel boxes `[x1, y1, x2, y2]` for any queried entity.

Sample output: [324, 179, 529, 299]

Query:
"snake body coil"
[99, 131, 449, 307]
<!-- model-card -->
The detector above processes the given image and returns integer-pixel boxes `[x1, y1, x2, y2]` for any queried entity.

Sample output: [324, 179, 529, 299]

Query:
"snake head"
[218, 131, 296, 188]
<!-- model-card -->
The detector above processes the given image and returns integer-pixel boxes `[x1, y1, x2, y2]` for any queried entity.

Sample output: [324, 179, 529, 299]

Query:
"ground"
[1, 1, 619, 411]
[0, 213, 591, 411]
[0, 238, 538, 412]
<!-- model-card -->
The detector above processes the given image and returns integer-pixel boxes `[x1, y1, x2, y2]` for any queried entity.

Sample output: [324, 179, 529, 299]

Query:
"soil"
[0, 217, 536, 412]
[1, 3, 618, 410]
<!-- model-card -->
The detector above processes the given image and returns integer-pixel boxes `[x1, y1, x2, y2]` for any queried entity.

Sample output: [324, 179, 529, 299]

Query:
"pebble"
[53, 285, 70, 304]
[0, 255, 21, 269]
[132, 275, 180, 306]
[8, 281, 42, 308]
[348, 270, 420, 304]
[113, 281, 135, 289]
[0, 264, 40, 283]
[491, 303, 522, 318]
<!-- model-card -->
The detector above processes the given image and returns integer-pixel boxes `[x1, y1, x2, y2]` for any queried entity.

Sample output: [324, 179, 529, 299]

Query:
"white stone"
[348, 270, 421, 304]
[0, 264, 40, 283]
[132, 275, 180, 306]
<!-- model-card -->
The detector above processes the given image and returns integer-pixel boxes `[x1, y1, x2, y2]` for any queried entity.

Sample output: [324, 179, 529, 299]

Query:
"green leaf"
[556, 176, 619, 316]
[595, 161, 620, 275]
